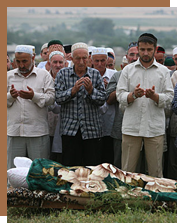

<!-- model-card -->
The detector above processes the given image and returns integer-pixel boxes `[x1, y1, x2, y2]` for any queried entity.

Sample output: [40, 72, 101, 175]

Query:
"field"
[7, 7, 177, 32]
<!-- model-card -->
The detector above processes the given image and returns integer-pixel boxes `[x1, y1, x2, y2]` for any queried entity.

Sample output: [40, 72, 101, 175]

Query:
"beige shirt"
[7, 67, 55, 137]
[116, 58, 174, 137]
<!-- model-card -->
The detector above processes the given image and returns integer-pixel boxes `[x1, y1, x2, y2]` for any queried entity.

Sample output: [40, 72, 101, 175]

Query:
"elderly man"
[55, 42, 107, 166]
[47, 51, 66, 162]
[106, 41, 139, 169]
[91, 47, 116, 164]
[116, 33, 174, 177]
[7, 45, 55, 170]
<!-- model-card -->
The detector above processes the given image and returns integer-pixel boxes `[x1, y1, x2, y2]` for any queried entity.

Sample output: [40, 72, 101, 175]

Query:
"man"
[164, 57, 176, 72]
[7, 54, 11, 71]
[91, 47, 116, 164]
[106, 41, 139, 169]
[40, 43, 48, 61]
[154, 46, 166, 65]
[48, 51, 66, 162]
[106, 48, 117, 71]
[120, 56, 128, 70]
[37, 39, 65, 71]
[7, 45, 55, 170]
[170, 47, 177, 76]
[55, 42, 107, 166]
[116, 33, 174, 177]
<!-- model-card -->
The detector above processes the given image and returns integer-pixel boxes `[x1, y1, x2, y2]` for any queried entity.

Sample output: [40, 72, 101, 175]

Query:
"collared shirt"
[100, 68, 116, 136]
[7, 67, 55, 137]
[116, 58, 174, 137]
[55, 66, 107, 139]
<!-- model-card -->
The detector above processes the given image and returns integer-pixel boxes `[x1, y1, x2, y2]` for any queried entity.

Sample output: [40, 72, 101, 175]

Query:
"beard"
[19, 63, 33, 74]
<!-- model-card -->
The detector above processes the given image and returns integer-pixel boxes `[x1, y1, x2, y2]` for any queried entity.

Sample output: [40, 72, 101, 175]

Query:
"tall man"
[116, 33, 174, 177]
[106, 41, 139, 169]
[91, 47, 116, 164]
[55, 42, 107, 166]
[7, 45, 55, 170]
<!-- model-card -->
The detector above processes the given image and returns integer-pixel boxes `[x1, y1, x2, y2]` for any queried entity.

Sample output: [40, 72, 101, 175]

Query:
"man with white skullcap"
[40, 43, 48, 61]
[7, 45, 55, 172]
[47, 51, 66, 163]
[91, 47, 116, 164]
[55, 42, 107, 166]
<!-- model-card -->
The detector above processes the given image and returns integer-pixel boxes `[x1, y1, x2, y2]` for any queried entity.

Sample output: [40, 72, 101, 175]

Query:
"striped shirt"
[55, 66, 107, 139]
[172, 83, 177, 115]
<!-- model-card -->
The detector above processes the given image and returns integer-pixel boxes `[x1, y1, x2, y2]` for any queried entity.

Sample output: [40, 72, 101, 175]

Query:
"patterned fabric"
[55, 66, 107, 139]
[172, 83, 177, 115]
[26, 159, 177, 202]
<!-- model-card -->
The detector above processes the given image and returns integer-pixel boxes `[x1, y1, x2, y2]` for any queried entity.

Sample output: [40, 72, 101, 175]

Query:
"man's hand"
[18, 86, 34, 100]
[10, 84, 19, 98]
[71, 77, 85, 96]
[145, 85, 159, 103]
[83, 77, 93, 95]
[134, 84, 145, 98]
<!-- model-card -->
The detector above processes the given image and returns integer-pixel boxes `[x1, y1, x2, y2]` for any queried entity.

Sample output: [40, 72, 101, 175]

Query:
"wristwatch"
[132, 92, 137, 99]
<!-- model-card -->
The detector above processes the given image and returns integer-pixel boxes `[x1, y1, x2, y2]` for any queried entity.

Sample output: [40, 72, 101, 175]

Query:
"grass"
[7, 206, 177, 223]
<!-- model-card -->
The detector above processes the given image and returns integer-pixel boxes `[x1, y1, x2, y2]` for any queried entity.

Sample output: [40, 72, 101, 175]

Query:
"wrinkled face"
[92, 54, 108, 75]
[138, 42, 156, 64]
[155, 52, 165, 65]
[72, 49, 89, 73]
[173, 54, 177, 66]
[7, 55, 11, 71]
[41, 48, 48, 61]
[126, 46, 139, 64]
[106, 57, 115, 70]
[15, 52, 34, 76]
[50, 54, 65, 77]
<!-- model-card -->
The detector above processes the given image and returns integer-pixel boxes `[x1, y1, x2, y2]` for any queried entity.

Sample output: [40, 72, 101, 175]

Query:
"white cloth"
[116, 58, 174, 137]
[7, 66, 55, 137]
[100, 68, 116, 136]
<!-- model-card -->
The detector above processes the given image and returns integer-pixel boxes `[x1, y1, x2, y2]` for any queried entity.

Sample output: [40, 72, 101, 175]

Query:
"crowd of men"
[7, 32, 177, 182]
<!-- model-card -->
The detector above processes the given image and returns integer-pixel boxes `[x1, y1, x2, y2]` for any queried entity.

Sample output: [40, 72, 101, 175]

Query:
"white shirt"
[7, 67, 55, 137]
[116, 59, 174, 137]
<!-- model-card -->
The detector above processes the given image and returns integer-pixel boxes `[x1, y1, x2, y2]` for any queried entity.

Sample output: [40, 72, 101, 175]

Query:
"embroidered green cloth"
[26, 158, 177, 202]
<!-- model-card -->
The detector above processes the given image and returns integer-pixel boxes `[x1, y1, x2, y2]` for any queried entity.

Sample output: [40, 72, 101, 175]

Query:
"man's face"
[50, 55, 65, 77]
[155, 52, 165, 65]
[15, 53, 34, 76]
[72, 49, 89, 73]
[7, 55, 11, 71]
[126, 46, 139, 64]
[173, 54, 177, 66]
[106, 57, 115, 70]
[138, 42, 156, 64]
[92, 54, 108, 75]
[41, 48, 48, 61]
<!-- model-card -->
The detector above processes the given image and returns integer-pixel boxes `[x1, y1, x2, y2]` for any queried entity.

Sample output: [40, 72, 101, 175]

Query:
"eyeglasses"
[128, 42, 138, 50]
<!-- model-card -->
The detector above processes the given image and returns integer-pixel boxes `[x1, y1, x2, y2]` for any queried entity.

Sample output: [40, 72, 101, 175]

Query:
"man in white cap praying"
[91, 47, 116, 165]
[7, 45, 55, 171]
[55, 42, 107, 167]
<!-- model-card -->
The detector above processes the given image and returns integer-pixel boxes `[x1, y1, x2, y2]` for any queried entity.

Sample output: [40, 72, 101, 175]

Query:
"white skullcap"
[41, 43, 48, 51]
[49, 51, 64, 60]
[71, 42, 88, 53]
[15, 45, 34, 55]
[173, 47, 177, 56]
[88, 46, 96, 53]
[122, 55, 128, 64]
[92, 47, 108, 56]
[106, 47, 115, 54]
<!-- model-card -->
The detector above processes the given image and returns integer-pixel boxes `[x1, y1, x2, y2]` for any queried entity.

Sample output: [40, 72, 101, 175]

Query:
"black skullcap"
[48, 40, 63, 48]
[157, 46, 165, 54]
[138, 33, 157, 44]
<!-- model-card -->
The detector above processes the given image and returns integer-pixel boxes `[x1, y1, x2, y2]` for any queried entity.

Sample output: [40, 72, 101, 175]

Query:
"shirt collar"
[135, 58, 159, 69]
[14, 65, 37, 77]
[70, 66, 92, 78]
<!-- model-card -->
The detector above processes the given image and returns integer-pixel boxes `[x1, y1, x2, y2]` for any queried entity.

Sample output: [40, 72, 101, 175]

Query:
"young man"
[116, 33, 174, 177]
[55, 42, 107, 166]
